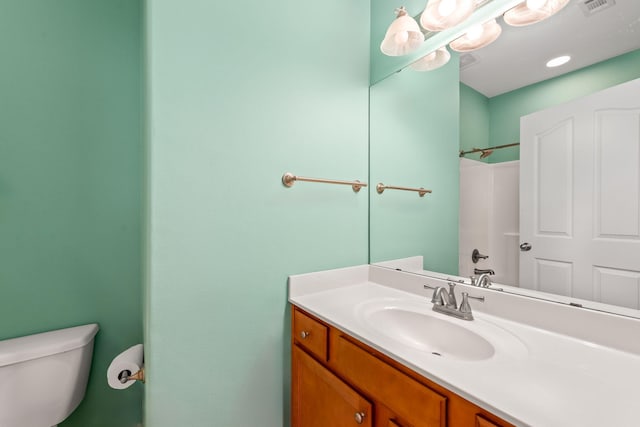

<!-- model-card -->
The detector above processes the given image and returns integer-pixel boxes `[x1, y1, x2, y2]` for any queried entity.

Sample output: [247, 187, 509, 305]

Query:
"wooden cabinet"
[292, 345, 372, 427]
[291, 306, 515, 427]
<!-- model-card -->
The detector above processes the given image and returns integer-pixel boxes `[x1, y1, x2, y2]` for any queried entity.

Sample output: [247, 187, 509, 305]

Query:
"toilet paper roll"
[107, 344, 144, 390]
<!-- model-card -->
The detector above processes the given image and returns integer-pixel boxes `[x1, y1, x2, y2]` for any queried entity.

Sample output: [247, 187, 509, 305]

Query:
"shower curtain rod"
[459, 142, 520, 158]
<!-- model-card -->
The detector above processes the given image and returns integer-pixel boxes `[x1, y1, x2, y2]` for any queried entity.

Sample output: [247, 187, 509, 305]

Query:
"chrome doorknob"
[354, 412, 366, 424]
[520, 242, 532, 251]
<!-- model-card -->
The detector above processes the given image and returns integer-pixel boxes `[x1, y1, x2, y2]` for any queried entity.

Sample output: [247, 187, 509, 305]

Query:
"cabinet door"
[292, 345, 372, 427]
[476, 414, 503, 427]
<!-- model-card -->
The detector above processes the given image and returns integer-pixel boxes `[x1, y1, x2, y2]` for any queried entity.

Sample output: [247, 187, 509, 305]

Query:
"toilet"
[0, 323, 99, 427]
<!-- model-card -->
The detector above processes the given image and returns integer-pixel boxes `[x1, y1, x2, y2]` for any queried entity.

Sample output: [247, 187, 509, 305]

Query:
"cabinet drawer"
[332, 334, 446, 427]
[293, 309, 328, 361]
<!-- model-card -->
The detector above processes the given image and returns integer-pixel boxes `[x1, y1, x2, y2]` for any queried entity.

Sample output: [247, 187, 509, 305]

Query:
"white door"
[520, 78, 640, 309]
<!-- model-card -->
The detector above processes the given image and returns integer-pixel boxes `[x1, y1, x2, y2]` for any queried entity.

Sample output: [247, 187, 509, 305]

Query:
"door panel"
[536, 259, 573, 296]
[594, 266, 640, 309]
[595, 109, 640, 238]
[536, 119, 573, 236]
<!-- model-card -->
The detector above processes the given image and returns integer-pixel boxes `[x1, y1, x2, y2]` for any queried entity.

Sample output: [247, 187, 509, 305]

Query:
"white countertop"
[289, 264, 640, 427]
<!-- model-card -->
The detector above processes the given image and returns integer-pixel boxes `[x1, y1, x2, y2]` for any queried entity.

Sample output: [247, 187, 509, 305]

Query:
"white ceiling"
[460, 0, 640, 97]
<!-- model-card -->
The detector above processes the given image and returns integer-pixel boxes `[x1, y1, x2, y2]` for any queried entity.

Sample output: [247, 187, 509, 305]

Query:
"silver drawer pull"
[300, 331, 310, 339]
[354, 412, 366, 424]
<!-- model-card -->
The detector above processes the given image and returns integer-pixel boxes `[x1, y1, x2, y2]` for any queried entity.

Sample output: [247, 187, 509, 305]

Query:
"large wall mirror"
[369, 0, 640, 316]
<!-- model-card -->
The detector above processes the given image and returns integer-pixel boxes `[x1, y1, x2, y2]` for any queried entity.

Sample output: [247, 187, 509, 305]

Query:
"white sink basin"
[355, 298, 528, 362]
[364, 307, 495, 361]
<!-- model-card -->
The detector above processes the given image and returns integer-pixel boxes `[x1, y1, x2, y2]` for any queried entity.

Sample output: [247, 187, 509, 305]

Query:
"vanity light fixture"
[380, 7, 425, 56]
[420, 0, 476, 32]
[449, 18, 502, 52]
[409, 46, 451, 71]
[546, 55, 571, 67]
[503, 0, 571, 27]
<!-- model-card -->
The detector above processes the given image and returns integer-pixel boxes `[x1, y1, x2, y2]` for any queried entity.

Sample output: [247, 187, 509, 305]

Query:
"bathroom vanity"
[292, 306, 511, 427]
[289, 264, 640, 427]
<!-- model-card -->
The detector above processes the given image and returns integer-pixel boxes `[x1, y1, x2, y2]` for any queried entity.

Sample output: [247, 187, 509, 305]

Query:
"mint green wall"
[460, 83, 490, 162]
[487, 49, 640, 163]
[369, 57, 460, 274]
[0, 1, 143, 427]
[145, 0, 369, 426]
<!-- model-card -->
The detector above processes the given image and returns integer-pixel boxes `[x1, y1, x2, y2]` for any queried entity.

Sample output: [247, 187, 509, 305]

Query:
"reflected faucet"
[476, 273, 493, 288]
[474, 268, 495, 275]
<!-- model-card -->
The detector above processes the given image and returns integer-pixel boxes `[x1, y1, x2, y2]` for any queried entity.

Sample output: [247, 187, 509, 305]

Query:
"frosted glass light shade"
[409, 47, 451, 71]
[449, 19, 502, 52]
[420, 0, 475, 32]
[380, 7, 425, 56]
[503, 0, 570, 27]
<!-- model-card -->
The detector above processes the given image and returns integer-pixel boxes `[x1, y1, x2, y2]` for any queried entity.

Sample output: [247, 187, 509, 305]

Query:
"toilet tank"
[0, 323, 99, 427]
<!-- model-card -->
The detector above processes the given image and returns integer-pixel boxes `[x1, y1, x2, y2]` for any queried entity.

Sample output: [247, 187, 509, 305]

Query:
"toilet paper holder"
[117, 368, 145, 384]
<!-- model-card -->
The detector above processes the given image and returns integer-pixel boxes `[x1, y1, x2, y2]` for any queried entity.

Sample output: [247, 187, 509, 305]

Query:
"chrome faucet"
[426, 282, 475, 321]
[475, 273, 493, 288]
[431, 282, 457, 309]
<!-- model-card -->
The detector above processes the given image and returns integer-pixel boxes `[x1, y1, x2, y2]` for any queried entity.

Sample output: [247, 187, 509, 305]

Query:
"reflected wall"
[461, 48, 640, 164]
[369, 55, 460, 274]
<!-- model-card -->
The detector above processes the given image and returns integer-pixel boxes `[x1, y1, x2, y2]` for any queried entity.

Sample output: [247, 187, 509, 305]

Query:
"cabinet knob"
[354, 412, 366, 424]
[300, 331, 310, 339]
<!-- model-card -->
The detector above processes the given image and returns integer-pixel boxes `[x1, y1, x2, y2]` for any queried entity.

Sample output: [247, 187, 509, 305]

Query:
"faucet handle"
[459, 292, 473, 319]
[430, 287, 443, 305]
[472, 249, 489, 263]
[447, 282, 457, 308]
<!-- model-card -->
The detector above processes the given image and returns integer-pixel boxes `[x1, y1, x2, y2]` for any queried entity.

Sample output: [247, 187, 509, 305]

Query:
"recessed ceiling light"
[546, 55, 571, 68]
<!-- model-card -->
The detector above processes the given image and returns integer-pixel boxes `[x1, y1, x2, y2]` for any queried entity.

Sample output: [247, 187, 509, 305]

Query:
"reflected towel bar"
[459, 142, 520, 158]
[282, 172, 367, 193]
[376, 183, 431, 197]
